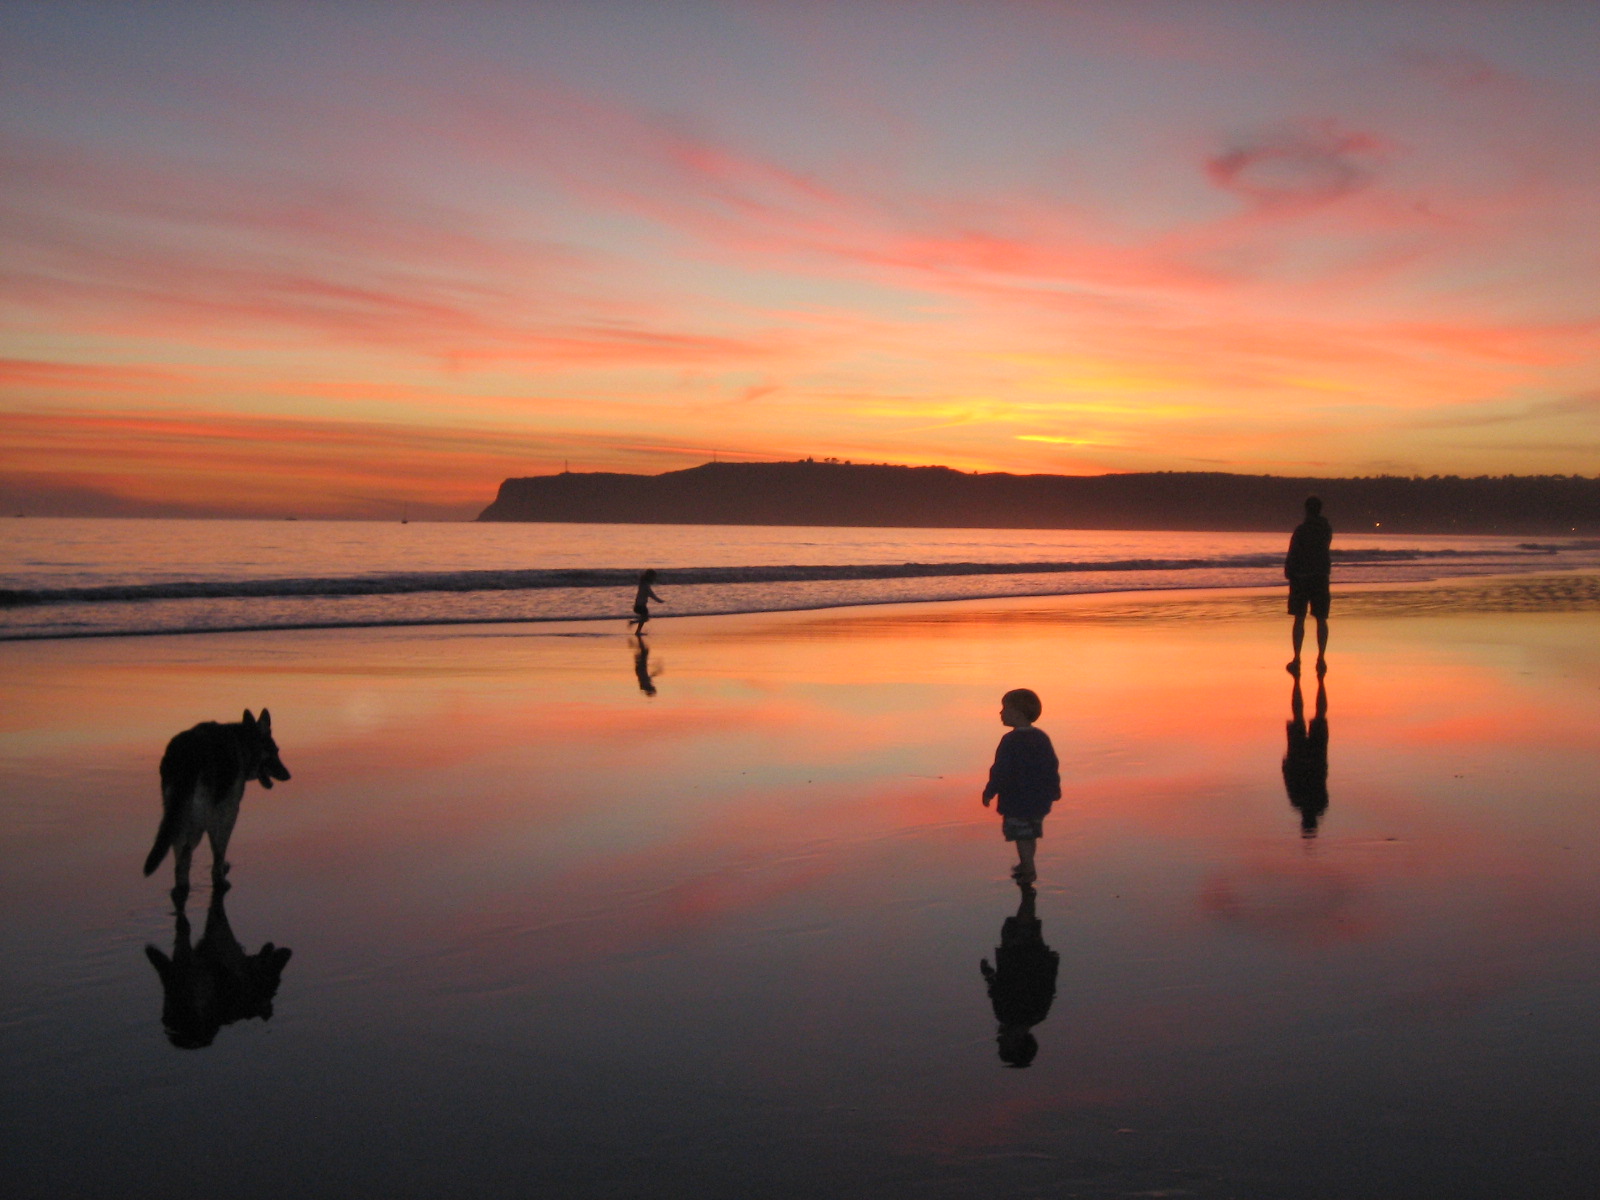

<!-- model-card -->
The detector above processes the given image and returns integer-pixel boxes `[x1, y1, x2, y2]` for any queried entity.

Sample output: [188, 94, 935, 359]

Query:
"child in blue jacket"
[981, 688, 1060, 882]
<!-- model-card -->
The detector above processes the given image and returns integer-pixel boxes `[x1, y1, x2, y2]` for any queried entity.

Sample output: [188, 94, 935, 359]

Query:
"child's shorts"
[1002, 816, 1044, 842]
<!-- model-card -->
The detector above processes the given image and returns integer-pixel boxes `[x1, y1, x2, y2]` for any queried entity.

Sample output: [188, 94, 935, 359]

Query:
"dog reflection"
[979, 881, 1059, 1068]
[1282, 676, 1329, 838]
[145, 889, 292, 1049]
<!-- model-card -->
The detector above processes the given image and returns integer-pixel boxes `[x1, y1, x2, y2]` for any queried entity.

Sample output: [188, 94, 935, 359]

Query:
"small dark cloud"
[1206, 121, 1389, 211]
[0, 478, 202, 519]
[1397, 45, 1522, 94]
[1411, 392, 1600, 431]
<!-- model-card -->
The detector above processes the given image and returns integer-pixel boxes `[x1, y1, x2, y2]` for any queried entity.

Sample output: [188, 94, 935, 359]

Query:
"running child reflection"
[980, 881, 1060, 1068]
[630, 636, 660, 697]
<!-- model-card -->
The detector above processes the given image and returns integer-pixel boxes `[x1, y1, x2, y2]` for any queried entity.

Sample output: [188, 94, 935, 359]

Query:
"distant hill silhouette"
[478, 461, 1600, 535]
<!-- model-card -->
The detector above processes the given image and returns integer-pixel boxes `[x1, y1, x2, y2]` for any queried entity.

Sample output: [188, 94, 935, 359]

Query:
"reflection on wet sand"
[979, 881, 1059, 1068]
[630, 635, 660, 696]
[1282, 676, 1329, 838]
[7, 575, 1600, 1198]
[145, 889, 292, 1050]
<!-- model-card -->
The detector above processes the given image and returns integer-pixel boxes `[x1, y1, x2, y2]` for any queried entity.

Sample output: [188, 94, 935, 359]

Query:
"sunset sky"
[3, 1, 1598, 518]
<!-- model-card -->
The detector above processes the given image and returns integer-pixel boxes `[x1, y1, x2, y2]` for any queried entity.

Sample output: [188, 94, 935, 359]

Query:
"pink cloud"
[1206, 122, 1393, 212]
[2, 135, 807, 371]
[0, 357, 193, 390]
[1396, 45, 1526, 95]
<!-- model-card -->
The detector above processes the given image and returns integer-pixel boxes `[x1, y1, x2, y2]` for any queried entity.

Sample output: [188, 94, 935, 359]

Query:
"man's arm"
[1284, 526, 1301, 579]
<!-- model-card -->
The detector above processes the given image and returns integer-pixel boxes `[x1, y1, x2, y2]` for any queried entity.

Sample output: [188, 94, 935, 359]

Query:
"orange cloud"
[0, 408, 791, 518]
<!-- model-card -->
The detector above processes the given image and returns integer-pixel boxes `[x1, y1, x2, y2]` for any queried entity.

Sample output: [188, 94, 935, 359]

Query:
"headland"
[478, 461, 1600, 535]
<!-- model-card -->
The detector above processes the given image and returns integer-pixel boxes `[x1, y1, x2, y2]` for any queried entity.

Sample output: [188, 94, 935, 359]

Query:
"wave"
[0, 545, 1557, 609]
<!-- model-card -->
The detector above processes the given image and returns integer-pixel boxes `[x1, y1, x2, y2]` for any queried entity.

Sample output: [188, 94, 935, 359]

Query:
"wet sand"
[2, 574, 1599, 1199]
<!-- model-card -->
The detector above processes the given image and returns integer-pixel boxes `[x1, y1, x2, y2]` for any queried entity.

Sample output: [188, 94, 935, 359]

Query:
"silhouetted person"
[1285, 496, 1333, 676]
[144, 888, 292, 1049]
[628, 569, 665, 634]
[981, 688, 1060, 883]
[631, 635, 659, 696]
[980, 881, 1060, 1068]
[1282, 675, 1329, 838]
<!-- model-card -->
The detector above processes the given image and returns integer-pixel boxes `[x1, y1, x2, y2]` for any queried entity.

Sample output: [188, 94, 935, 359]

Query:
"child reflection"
[630, 635, 660, 697]
[144, 888, 292, 1049]
[1282, 675, 1330, 838]
[979, 880, 1060, 1068]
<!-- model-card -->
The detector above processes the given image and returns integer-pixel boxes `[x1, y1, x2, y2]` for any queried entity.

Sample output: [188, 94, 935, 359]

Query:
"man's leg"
[1289, 611, 1306, 673]
[1314, 615, 1329, 673]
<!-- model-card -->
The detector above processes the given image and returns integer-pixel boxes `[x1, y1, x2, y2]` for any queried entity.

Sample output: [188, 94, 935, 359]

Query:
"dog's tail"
[144, 774, 186, 876]
[143, 808, 178, 876]
[148, 740, 199, 877]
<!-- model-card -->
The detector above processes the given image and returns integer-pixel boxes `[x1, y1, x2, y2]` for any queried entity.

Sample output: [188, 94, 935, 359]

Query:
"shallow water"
[2, 579, 1599, 1198]
[5, 517, 1594, 639]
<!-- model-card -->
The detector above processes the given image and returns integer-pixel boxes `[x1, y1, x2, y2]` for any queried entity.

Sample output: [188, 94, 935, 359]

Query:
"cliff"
[477, 462, 1600, 535]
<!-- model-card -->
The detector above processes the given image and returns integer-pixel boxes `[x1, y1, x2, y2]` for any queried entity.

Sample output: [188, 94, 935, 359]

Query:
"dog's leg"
[172, 841, 194, 905]
[208, 789, 242, 892]
[208, 833, 232, 891]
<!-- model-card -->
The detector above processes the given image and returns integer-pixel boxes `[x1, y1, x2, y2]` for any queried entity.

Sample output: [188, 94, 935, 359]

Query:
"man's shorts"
[1002, 816, 1045, 842]
[1288, 576, 1331, 621]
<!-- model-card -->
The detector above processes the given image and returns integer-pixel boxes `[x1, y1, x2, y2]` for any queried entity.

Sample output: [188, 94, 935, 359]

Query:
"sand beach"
[3, 573, 1599, 1198]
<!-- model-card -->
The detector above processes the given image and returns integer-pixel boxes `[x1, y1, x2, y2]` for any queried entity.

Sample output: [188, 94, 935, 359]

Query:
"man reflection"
[979, 881, 1059, 1068]
[145, 888, 292, 1049]
[630, 636, 660, 697]
[1282, 675, 1329, 838]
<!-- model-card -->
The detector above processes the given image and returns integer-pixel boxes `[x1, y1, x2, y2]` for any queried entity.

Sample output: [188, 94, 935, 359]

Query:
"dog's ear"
[242, 709, 255, 728]
[258, 709, 271, 733]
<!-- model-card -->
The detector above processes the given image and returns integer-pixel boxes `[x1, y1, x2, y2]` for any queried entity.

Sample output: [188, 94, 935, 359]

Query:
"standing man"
[1285, 496, 1333, 677]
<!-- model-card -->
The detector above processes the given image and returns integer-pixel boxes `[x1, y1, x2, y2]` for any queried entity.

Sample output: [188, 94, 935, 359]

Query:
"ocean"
[4, 517, 1597, 640]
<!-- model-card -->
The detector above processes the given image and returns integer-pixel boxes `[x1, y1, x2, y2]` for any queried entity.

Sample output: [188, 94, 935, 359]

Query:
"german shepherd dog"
[143, 709, 290, 901]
